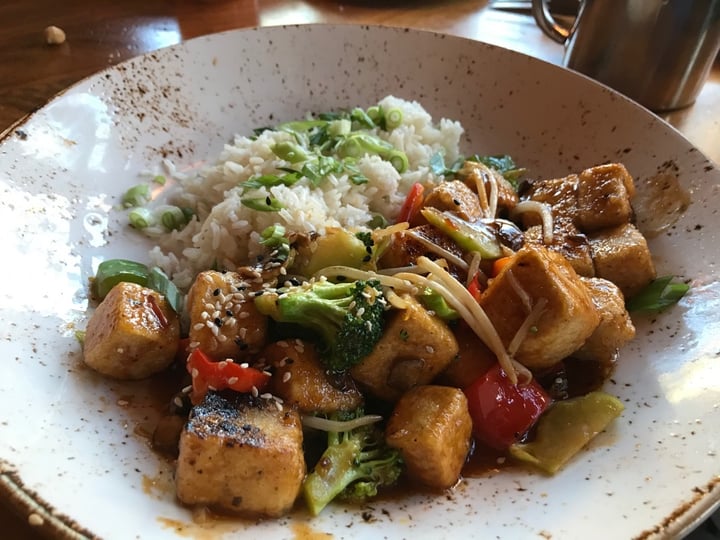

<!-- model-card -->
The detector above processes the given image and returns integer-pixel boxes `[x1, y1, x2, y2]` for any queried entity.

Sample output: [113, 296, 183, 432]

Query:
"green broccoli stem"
[303, 435, 365, 516]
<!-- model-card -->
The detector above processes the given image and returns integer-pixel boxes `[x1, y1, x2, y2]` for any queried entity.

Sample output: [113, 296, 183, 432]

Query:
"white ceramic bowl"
[1, 24, 718, 540]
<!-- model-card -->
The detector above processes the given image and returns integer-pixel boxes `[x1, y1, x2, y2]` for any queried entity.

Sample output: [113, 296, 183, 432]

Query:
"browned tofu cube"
[175, 391, 305, 518]
[424, 179, 483, 222]
[588, 222, 656, 299]
[523, 174, 579, 226]
[351, 295, 459, 402]
[480, 244, 600, 370]
[576, 277, 636, 374]
[263, 340, 363, 413]
[576, 163, 635, 232]
[186, 270, 268, 359]
[386, 385, 472, 489]
[83, 282, 179, 379]
[524, 217, 595, 277]
[436, 321, 496, 388]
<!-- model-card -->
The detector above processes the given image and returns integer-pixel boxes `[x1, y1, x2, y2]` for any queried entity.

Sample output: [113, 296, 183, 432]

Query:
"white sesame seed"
[191, 368, 199, 379]
[173, 397, 184, 408]
[238, 311, 250, 319]
[218, 361, 228, 368]
[227, 377, 239, 385]
[426, 345, 435, 354]
[239, 327, 247, 339]
[240, 362, 249, 368]
[181, 385, 192, 394]
[208, 385, 217, 391]
[356, 307, 365, 317]
[210, 325, 220, 337]
[201, 311, 210, 320]
[278, 340, 289, 348]
[282, 372, 291, 383]
[260, 392, 272, 399]
[251, 386, 259, 397]
[28, 513, 44, 527]
[193, 323, 205, 331]
[274, 401, 283, 411]
[280, 267, 287, 275]
[204, 303, 215, 311]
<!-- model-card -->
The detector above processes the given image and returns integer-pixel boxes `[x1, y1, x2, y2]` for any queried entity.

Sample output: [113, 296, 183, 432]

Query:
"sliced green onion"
[272, 141, 310, 163]
[241, 172, 301, 192]
[384, 108, 403, 130]
[128, 207, 155, 229]
[152, 175, 167, 185]
[159, 205, 189, 231]
[260, 224, 290, 260]
[94, 259, 150, 299]
[388, 150, 409, 173]
[626, 276, 690, 312]
[350, 107, 375, 129]
[148, 267, 183, 313]
[241, 196, 285, 212]
[122, 184, 151, 208]
[367, 213, 388, 229]
[366, 106, 382, 124]
[328, 119, 352, 137]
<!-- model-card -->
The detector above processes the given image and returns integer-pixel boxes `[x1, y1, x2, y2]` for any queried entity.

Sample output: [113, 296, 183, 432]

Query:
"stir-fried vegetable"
[302, 408, 404, 515]
[420, 206, 503, 259]
[626, 275, 689, 312]
[509, 391, 624, 474]
[186, 348, 271, 404]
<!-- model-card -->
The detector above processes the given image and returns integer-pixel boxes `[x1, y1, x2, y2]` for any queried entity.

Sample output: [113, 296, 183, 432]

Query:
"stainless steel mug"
[531, 0, 720, 111]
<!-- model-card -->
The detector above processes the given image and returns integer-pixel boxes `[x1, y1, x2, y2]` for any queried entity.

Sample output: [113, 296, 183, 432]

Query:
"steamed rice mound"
[147, 96, 464, 288]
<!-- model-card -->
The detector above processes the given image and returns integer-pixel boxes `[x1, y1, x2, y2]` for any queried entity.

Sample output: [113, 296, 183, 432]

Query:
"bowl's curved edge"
[0, 460, 95, 540]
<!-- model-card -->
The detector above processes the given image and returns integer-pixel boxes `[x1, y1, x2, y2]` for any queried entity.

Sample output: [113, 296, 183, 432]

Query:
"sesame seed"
[218, 360, 228, 368]
[280, 267, 287, 275]
[181, 385, 192, 394]
[238, 327, 247, 339]
[191, 368, 199, 379]
[193, 323, 205, 331]
[260, 392, 272, 399]
[356, 307, 365, 317]
[238, 311, 250, 319]
[208, 385, 217, 391]
[366, 321, 373, 331]
[275, 401, 283, 411]
[251, 386, 259, 397]
[214, 317, 223, 327]
[204, 303, 215, 311]
[173, 397, 184, 408]
[278, 340, 289, 348]
[227, 377, 239, 385]
[210, 325, 220, 337]
[212, 288, 220, 296]
[426, 345, 435, 354]
[28, 513, 44, 527]
[282, 372, 291, 383]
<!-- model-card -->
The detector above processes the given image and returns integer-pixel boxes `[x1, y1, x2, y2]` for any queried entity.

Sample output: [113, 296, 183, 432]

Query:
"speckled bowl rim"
[1, 22, 719, 540]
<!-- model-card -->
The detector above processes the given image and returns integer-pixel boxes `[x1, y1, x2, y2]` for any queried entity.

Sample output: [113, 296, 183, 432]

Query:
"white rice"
[143, 96, 464, 288]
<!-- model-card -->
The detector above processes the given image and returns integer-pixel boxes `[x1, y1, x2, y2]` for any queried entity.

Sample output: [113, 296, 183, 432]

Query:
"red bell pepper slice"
[186, 348, 271, 404]
[467, 271, 483, 302]
[463, 363, 551, 450]
[396, 182, 425, 224]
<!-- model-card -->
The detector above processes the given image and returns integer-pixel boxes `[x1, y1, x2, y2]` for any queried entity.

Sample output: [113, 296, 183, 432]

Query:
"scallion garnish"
[159, 205, 189, 231]
[259, 224, 290, 261]
[272, 141, 310, 163]
[384, 108, 403, 130]
[626, 276, 690, 312]
[152, 175, 167, 185]
[122, 184, 151, 208]
[241, 196, 284, 212]
[128, 207, 155, 229]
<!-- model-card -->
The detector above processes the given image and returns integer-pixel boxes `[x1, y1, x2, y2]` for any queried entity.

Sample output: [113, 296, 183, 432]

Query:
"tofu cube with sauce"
[386, 385, 472, 489]
[186, 270, 268, 359]
[83, 282, 180, 379]
[175, 391, 305, 518]
[480, 244, 600, 371]
[350, 294, 459, 402]
[263, 340, 364, 414]
[576, 163, 635, 232]
[588, 222, 656, 299]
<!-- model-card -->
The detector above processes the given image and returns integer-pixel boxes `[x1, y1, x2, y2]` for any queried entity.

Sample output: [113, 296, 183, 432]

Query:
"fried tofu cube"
[524, 218, 595, 277]
[576, 163, 635, 232]
[588, 222, 656, 299]
[175, 391, 305, 518]
[83, 282, 179, 379]
[576, 277, 636, 374]
[263, 340, 363, 414]
[480, 244, 600, 370]
[523, 174, 579, 226]
[424, 179, 484, 222]
[386, 385, 472, 489]
[186, 270, 268, 359]
[351, 295, 459, 402]
[436, 321, 496, 388]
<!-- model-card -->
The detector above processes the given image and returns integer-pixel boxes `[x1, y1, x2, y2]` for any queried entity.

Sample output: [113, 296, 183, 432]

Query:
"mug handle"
[531, 0, 573, 44]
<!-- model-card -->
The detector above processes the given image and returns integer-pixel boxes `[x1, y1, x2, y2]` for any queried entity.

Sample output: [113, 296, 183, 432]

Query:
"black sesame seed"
[362, 255, 371, 262]
[226, 309, 233, 317]
[265, 196, 272, 205]
[212, 288, 220, 296]
[453, 198, 461, 205]
[214, 317, 223, 327]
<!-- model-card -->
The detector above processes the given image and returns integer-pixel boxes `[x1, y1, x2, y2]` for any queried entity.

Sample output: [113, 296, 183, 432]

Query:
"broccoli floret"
[254, 279, 386, 372]
[302, 408, 404, 515]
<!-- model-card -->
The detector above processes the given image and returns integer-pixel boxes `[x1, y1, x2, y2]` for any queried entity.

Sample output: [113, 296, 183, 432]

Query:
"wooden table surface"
[1, 1, 718, 539]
